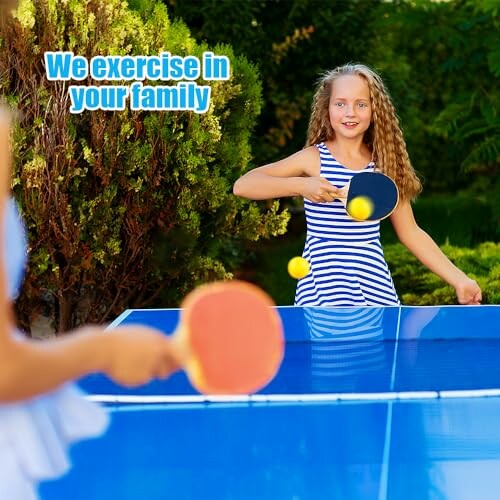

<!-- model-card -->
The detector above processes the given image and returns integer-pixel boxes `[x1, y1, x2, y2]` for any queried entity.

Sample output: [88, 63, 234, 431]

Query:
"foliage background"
[1, 0, 288, 332]
[1, 0, 498, 332]
[164, 0, 499, 306]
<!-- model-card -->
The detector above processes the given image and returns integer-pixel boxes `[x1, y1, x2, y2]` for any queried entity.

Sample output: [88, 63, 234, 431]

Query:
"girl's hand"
[455, 278, 482, 305]
[103, 326, 185, 387]
[301, 177, 341, 203]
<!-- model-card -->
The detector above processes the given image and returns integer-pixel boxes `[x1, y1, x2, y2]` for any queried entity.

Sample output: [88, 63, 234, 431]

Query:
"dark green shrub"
[1, 0, 288, 331]
[385, 242, 500, 305]
[381, 189, 499, 247]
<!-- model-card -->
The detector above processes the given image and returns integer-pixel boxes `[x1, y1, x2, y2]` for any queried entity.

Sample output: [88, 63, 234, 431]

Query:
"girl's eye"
[358, 103, 368, 108]
[335, 102, 344, 107]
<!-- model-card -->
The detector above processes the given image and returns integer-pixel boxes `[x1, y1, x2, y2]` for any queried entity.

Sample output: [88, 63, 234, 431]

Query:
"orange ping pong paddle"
[173, 280, 284, 394]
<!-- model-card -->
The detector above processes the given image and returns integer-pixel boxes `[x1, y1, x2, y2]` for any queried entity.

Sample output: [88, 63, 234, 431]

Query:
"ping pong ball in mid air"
[288, 256, 310, 279]
[347, 196, 374, 221]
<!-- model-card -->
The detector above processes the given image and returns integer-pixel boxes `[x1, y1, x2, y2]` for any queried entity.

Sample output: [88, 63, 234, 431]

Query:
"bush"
[1, 0, 288, 331]
[385, 242, 500, 305]
[381, 189, 499, 247]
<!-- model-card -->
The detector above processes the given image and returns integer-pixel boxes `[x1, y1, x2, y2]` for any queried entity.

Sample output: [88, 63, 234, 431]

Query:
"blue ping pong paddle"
[338, 172, 399, 221]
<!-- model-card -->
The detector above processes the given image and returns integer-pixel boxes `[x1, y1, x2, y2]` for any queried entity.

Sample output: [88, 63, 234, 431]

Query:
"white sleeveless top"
[1, 198, 108, 499]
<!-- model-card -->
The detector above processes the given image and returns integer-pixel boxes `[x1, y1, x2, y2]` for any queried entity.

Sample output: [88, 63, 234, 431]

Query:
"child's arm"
[233, 146, 340, 202]
[390, 201, 482, 304]
[0, 110, 13, 346]
[0, 325, 184, 402]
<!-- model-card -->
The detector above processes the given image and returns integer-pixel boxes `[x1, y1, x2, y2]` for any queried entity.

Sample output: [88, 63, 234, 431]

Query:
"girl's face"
[328, 74, 372, 141]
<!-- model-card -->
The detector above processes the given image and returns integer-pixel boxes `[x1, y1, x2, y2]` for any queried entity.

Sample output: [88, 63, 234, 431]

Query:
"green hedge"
[2, 0, 289, 331]
[380, 191, 499, 247]
[385, 242, 500, 305]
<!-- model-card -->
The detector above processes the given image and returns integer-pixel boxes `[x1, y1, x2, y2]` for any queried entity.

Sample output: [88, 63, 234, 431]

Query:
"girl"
[234, 63, 481, 307]
[0, 108, 184, 497]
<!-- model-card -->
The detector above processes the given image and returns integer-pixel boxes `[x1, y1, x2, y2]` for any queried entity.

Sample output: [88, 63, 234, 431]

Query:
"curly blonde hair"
[306, 64, 422, 201]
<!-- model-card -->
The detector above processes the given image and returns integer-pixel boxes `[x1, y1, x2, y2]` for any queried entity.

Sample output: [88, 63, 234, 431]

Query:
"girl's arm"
[0, 111, 13, 347]
[233, 146, 340, 202]
[390, 201, 482, 304]
[0, 325, 184, 402]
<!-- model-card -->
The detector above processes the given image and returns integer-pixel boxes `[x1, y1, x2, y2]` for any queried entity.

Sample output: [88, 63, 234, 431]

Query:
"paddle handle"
[334, 185, 349, 204]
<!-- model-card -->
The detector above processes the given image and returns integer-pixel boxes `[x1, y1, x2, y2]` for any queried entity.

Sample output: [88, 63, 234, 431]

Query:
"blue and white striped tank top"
[294, 142, 400, 307]
[304, 142, 379, 243]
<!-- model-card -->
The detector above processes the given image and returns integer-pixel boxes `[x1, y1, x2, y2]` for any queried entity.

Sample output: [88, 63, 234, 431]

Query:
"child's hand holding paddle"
[300, 176, 341, 203]
[105, 280, 284, 394]
[102, 325, 185, 387]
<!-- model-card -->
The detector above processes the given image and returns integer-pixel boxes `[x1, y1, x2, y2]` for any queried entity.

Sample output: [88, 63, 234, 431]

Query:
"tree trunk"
[58, 291, 73, 334]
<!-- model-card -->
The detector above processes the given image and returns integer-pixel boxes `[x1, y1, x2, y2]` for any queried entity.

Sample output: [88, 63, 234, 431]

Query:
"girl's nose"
[345, 104, 355, 115]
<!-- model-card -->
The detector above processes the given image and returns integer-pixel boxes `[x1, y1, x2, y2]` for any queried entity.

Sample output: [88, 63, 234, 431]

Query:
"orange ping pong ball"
[287, 256, 310, 279]
[347, 196, 374, 220]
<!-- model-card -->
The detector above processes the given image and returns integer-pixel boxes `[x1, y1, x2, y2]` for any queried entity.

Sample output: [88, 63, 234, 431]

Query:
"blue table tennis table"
[40, 305, 500, 500]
